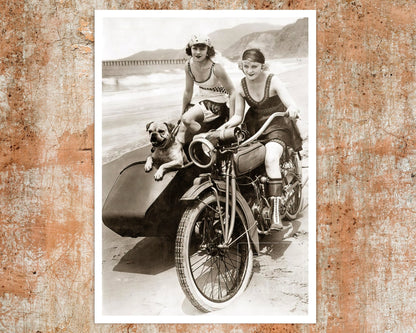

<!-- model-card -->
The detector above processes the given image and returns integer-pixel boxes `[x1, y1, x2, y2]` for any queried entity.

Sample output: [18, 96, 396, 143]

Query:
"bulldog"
[144, 121, 188, 180]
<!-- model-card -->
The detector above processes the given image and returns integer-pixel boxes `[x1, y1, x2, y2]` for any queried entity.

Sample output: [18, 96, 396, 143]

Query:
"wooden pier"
[102, 58, 188, 77]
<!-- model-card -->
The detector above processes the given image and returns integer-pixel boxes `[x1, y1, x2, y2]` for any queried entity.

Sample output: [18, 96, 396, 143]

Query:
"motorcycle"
[174, 111, 304, 312]
[102, 112, 304, 313]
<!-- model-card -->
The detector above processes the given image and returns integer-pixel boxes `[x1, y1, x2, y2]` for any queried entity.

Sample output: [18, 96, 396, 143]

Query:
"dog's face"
[146, 121, 175, 148]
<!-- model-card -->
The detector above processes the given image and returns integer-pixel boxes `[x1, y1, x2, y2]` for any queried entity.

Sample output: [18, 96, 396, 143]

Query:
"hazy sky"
[99, 12, 303, 60]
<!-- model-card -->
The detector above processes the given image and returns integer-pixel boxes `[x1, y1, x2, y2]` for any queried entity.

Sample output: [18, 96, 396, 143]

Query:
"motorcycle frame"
[180, 165, 260, 254]
[181, 111, 301, 255]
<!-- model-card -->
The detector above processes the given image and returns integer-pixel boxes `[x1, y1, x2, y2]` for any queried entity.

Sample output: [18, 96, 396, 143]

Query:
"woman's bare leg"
[265, 141, 284, 177]
[177, 105, 205, 144]
[181, 105, 204, 134]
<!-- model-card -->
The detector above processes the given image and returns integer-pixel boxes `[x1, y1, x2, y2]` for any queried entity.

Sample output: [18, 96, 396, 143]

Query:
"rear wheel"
[175, 192, 253, 312]
[284, 153, 303, 220]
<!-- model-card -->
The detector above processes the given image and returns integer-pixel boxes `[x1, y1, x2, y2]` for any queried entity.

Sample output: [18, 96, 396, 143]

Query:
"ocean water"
[101, 56, 307, 164]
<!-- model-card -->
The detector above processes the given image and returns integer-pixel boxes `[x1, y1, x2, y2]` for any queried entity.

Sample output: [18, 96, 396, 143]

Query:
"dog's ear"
[164, 122, 176, 133]
[146, 121, 154, 131]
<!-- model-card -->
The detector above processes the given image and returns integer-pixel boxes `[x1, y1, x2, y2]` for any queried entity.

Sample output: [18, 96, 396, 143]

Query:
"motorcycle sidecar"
[102, 157, 201, 238]
[102, 114, 228, 238]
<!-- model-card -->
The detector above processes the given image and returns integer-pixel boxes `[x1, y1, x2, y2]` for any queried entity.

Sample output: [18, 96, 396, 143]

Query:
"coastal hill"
[208, 23, 283, 52]
[222, 18, 308, 60]
[114, 18, 307, 62]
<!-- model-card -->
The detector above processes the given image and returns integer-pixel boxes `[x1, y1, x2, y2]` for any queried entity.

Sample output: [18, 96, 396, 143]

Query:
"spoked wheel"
[284, 153, 303, 220]
[175, 192, 253, 312]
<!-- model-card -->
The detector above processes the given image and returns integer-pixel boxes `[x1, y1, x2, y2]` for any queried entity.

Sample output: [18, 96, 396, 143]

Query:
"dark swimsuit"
[242, 74, 303, 151]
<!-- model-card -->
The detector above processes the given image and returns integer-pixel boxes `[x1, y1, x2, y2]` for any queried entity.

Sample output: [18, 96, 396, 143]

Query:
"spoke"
[195, 256, 213, 282]
[227, 246, 246, 274]
[223, 249, 240, 269]
[199, 257, 215, 295]
[190, 250, 209, 264]
[218, 260, 231, 294]
[216, 259, 222, 299]
[189, 255, 207, 266]
[192, 249, 243, 301]
[200, 265, 211, 297]
[227, 223, 255, 248]
[221, 256, 236, 292]
[191, 254, 212, 274]
[210, 260, 215, 300]
[224, 252, 240, 284]
[198, 256, 215, 279]
[222, 251, 238, 269]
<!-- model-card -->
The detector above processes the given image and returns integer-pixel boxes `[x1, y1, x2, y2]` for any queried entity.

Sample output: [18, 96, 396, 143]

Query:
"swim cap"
[189, 34, 212, 47]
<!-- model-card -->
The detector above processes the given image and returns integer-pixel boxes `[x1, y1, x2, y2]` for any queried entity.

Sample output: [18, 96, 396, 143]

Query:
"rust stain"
[78, 18, 94, 42]
[132, 0, 184, 9]
[246, 0, 285, 9]
[71, 44, 93, 54]
[55, 126, 94, 175]
[245, 0, 315, 9]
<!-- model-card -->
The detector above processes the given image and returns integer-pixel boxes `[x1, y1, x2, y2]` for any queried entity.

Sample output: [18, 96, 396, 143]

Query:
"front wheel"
[175, 192, 253, 312]
[284, 153, 303, 220]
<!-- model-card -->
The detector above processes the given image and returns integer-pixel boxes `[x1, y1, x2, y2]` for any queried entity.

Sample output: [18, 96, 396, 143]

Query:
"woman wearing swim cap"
[220, 48, 303, 231]
[178, 34, 235, 143]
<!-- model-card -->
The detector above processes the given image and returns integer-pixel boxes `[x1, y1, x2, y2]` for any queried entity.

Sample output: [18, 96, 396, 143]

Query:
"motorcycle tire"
[284, 153, 303, 220]
[175, 192, 253, 312]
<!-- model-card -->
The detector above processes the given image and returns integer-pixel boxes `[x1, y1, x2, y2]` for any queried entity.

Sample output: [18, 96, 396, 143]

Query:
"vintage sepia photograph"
[95, 10, 316, 323]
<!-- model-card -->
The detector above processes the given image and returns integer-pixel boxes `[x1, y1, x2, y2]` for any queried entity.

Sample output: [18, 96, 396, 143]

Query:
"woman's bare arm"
[182, 64, 194, 114]
[271, 76, 300, 118]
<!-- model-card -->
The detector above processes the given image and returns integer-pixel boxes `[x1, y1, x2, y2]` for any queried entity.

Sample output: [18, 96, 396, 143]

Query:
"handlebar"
[239, 111, 289, 147]
[190, 111, 291, 149]
[188, 111, 294, 168]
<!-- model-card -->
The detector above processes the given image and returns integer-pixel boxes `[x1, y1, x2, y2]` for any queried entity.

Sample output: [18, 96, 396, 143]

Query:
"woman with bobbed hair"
[220, 48, 303, 231]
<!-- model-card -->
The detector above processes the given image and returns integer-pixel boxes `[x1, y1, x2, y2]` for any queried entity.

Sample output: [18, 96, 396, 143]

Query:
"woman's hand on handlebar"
[216, 124, 227, 132]
[287, 105, 300, 119]
[217, 114, 243, 131]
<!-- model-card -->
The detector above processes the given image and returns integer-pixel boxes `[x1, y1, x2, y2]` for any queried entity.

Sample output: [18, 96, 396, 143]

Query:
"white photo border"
[94, 9, 316, 324]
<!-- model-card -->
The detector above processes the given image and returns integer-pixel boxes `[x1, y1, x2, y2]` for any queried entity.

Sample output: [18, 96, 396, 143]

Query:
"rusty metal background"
[1, 1, 415, 332]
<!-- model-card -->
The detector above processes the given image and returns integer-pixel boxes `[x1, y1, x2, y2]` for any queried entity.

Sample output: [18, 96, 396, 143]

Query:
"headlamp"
[188, 138, 216, 168]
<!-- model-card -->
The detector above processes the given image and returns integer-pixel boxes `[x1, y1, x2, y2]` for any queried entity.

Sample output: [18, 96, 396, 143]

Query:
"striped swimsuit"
[187, 59, 229, 122]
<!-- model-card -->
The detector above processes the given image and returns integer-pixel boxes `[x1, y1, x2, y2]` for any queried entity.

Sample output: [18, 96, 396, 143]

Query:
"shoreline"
[102, 59, 309, 166]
